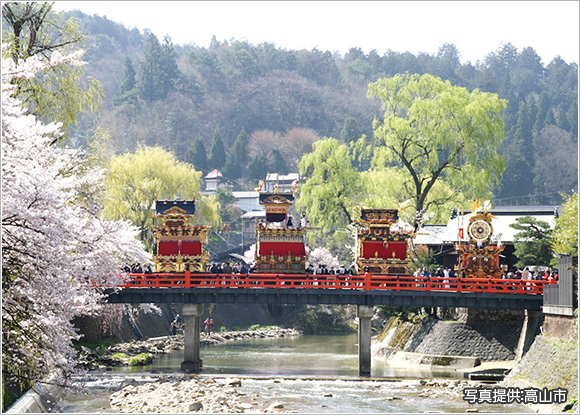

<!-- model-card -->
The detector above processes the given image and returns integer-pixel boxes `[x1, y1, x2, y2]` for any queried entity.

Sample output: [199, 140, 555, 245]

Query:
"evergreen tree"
[566, 101, 578, 138]
[138, 33, 178, 101]
[186, 136, 208, 173]
[270, 149, 289, 175]
[114, 56, 137, 106]
[340, 116, 361, 143]
[160, 35, 179, 95]
[497, 102, 535, 204]
[248, 154, 269, 180]
[223, 128, 248, 179]
[509, 216, 554, 267]
[534, 92, 551, 132]
[208, 126, 226, 171]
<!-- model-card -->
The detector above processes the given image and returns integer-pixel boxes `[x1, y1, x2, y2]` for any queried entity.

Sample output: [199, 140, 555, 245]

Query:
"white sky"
[52, 1, 579, 65]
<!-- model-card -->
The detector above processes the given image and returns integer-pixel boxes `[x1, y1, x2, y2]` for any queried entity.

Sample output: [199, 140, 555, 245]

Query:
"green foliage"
[270, 149, 289, 175]
[102, 145, 219, 249]
[73, 338, 115, 354]
[509, 216, 554, 267]
[498, 100, 535, 203]
[216, 187, 241, 229]
[368, 73, 507, 230]
[208, 126, 226, 171]
[2, 2, 103, 138]
[186, 136, 208, 173]
[248, 154, 269, 180]
[223, 128, 249, 179]
[409, 245, 436, 274]
[110, 352, 128, 360]
[128, 352, 152, 366]
[114, 56, 137, 106]
[40, 11, 578, 202]
[551, 192, 578, 261]
[376, 307, 423, 322]
[297, 138, 362, 252]
[138, 33, 178, 102]
[340, 116, 362, 143]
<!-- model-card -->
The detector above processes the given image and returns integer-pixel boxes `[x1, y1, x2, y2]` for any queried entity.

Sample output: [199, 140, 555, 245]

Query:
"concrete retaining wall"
[5, 378, 64, 413]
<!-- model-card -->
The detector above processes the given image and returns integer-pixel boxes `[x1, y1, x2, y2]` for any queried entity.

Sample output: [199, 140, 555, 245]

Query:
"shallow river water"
[60, 334, 532, 413]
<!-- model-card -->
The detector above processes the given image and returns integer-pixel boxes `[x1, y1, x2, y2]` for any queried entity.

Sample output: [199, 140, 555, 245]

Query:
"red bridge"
[120, 272, 552, 295]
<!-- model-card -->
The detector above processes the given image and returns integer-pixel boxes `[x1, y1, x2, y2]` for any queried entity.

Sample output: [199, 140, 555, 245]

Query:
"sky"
[51, 1, 579, 65]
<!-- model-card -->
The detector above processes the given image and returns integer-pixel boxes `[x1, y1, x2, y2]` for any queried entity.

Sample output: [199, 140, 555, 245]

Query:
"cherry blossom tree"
[1, 45, 149, 400]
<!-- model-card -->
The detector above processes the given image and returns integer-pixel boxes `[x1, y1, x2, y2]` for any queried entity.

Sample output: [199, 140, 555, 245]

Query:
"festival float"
[152, 199, 209, 272]
[356, 208, 412, 274]
[455, 200, 505, 278]
[254, 181, 307, 273]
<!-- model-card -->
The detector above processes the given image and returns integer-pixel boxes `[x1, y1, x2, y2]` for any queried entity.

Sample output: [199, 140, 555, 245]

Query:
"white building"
[264, 173, 299, 193]
[232, 191, 261, 213]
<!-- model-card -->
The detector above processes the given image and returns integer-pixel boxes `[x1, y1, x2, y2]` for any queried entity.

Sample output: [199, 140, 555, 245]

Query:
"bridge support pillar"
[516, 309, 542, 361]
[181, 303, 203, 373]
[357, 305, 373, 377]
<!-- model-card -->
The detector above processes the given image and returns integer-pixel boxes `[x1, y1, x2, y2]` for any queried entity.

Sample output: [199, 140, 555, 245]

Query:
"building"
[264, 173, 299, 193]
[204, 169, 223, 192]
[232, 191, 261, 212]
[414, 205, 560, 271]
[241, 210, 266, 251]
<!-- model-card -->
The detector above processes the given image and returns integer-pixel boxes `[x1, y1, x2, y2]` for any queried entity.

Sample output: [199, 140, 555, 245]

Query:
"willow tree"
[551, 192, 578, 264]
[102, 146, 220, 249]
[297, 138, 363, 255]
[368, 73, 507, 230]
[2, 2, 102, 137]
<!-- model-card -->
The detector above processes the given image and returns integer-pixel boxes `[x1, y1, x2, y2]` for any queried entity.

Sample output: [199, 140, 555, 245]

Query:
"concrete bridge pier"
[181, 303, 203, 373]
[358, 305, 374, 377]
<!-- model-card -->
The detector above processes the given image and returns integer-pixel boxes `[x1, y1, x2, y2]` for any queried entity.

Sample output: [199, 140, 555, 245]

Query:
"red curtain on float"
[180, 241, 201, 255]
[362, 241, 407, 260]
[259, 242, 305, 257]
[158, 241, 179, 256]
[158, 241, 201, 256]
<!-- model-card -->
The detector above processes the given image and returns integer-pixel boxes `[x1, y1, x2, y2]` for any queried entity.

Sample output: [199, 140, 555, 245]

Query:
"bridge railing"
[120, 272, 554, 295]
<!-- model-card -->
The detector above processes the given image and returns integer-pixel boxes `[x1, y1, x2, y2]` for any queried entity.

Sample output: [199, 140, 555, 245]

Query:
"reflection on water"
[60, 334, 532, 413]
[140, 334, 360, 377]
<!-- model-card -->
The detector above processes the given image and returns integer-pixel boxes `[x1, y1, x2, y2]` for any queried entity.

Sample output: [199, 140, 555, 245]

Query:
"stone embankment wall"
[412, 320, 523, 361]
[376, 309, 526, 362]
[502, 311, 578, 412]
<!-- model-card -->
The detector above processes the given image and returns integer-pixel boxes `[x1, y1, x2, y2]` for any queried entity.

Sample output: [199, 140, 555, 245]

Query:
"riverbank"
[78, 327, 302, 369]
[502, 333, 578, 413]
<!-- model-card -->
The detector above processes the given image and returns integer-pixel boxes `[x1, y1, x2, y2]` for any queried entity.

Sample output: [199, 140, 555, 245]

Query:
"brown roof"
[205, 169, 223, 179]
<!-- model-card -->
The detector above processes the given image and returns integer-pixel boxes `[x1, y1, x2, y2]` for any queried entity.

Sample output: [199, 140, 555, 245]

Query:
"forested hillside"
[67, 10, 577, 206]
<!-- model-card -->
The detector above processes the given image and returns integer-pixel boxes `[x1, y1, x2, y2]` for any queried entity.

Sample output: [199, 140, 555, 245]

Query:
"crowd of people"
[501, 266, 559, 282]
[122, 263, 153, 274]
[123, 260, 558, 287]
[305, 263, 357, 275]
[207, 261, 255, 274]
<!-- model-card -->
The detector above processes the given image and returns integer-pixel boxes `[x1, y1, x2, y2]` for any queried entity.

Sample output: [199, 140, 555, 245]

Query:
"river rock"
[266, 401, 285, 411]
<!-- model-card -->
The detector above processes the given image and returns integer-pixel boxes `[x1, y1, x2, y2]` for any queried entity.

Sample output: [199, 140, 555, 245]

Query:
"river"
[60, 334, 532, 413]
